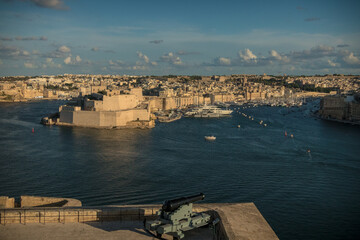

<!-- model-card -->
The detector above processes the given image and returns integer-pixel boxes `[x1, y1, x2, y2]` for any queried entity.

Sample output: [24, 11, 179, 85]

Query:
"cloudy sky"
[0, 0, 360, 76]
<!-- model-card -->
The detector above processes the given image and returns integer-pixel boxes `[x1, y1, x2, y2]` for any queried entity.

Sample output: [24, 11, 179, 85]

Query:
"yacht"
[185, 105, 232, 118]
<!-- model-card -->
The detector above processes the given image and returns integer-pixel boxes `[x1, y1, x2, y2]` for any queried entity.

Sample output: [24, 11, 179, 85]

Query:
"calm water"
[0, 100, 360, 239]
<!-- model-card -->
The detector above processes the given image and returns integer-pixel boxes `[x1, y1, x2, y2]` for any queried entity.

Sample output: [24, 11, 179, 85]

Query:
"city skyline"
[0, 0, 360, 76]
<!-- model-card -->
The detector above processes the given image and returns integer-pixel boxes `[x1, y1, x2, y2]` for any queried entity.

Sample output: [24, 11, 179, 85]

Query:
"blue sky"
[0, 0, 359, 76]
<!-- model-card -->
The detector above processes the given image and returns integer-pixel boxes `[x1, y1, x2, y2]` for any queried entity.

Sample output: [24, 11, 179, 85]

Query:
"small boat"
[237, 125, 241, 128]
[290, 134, 294, 138]
[204, 136, 216, 141]
[264, 124, 267, 127]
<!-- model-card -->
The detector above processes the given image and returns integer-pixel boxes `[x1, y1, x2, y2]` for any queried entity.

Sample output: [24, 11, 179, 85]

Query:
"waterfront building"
[58, 88, 154, 128]
[319, 95, 360, 122]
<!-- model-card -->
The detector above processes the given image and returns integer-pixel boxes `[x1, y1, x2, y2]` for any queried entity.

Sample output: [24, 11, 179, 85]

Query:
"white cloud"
[44, 58, 62, 68]
[44, 45, 71, 58]
[24, 62, 37, 69]
[22, 50, 30, 56]
[75, 55, 82, 62]
[108, 59, 126, 70]
[289, 45, 335, 60]
[64, 56, 71, 64]
[0, 44, 30, 59]
[64, 55, 82, 65]
[214, 57, 231, 65]
[327, 59, 337, 67]
[137, 51, 150, 63]
[219, 57, 231, 65]
[343, 52, 360, 65]
[131, 65, 147, 70]
[160, 52, 183, 65]
[269, 50, 290, 63]
[58, 45, 71, 53]
[238, 48, 257, 62]
[269, 50, 282, 60]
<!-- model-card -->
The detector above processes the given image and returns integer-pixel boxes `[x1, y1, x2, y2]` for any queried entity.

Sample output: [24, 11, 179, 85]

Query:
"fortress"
[56, 88, 155, 129]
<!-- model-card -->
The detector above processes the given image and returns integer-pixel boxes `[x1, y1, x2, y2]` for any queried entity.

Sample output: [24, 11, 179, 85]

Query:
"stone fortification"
[320, 95, 360, 122]
[0, 203, 279, 239]
[0, 197, 15, 208]
[57, 88, 154, 129]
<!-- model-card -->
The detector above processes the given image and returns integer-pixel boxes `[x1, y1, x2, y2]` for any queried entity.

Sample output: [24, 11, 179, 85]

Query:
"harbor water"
[0, 100, 359, 239]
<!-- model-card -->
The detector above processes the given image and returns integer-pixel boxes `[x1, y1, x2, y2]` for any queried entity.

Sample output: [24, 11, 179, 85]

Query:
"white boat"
[204, 136, 216, 141]
[185, 105, 233, 118]
[214, 101, 231, 108]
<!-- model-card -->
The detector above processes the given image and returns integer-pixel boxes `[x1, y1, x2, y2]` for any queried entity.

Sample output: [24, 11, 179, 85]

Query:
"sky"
[0, 0, 360, 76]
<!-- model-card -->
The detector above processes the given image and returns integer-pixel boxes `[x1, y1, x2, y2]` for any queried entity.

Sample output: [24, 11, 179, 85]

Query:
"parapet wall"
[0, 203, 279, 240]
[0, 197, 15, 208]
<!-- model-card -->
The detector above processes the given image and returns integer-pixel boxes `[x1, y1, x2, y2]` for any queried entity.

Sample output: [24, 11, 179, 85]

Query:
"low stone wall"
[0, 197, 15, 208]
[0, 206, 155, 225]
[0, 208, 99, 224]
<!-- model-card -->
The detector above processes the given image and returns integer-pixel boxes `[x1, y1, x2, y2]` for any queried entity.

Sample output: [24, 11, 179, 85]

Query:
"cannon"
[145, 193, 211, 239]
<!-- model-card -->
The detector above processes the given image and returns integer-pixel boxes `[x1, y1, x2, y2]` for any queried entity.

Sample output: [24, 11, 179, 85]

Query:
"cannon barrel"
[162, 193, 205, 212]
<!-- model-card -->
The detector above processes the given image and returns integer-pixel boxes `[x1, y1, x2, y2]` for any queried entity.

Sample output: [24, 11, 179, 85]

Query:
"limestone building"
[319, 95, 360, 122]
[58, 88, 154, 128]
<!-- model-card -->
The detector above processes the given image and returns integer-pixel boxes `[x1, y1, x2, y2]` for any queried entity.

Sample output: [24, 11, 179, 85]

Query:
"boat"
[214, 101, 231, 108]
[237, 125, 241, 128]
[158, 111, 182, 123]
[204, 136, 216, 141]
[158, 114, 182, 123]
[185, 105, 233, 118]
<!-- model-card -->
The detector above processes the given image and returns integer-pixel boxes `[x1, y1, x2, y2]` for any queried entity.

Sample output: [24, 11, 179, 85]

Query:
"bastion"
[0, 196, 278, 240]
